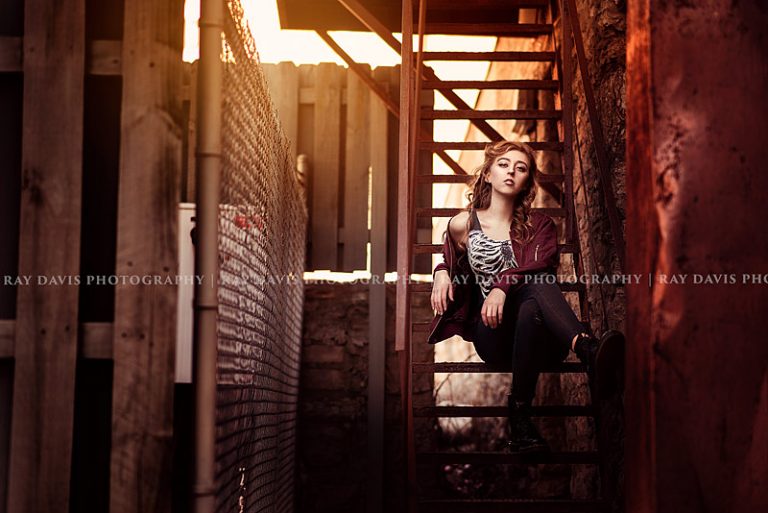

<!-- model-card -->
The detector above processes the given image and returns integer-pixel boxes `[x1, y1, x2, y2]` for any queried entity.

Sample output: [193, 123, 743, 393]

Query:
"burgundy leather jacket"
[426, 210, 560, 344]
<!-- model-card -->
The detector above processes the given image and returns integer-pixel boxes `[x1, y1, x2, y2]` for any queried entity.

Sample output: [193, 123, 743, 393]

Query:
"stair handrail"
[561, 0, 626, 273]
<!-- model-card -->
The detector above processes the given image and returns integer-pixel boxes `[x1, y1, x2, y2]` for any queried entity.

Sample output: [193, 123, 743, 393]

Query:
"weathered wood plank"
[0, 320, 114, 360]
[81, 322, 114, 359]
[6, 0, 85, 510]
[0, 37, 123, 75]
[414, 88, 433, 275]
[367, 68, 388, 513]
[110, 0, 183, 512]
[263, 62, 299, 163]
[385, 67, 399, 272]
[183, 61, 198, 202]
[0, 320, 13, 358]
[88, 39, 122, 75]
[342, 66, 371, 271]
[0, 36, 21, 72]
[311, 63, 342, 270]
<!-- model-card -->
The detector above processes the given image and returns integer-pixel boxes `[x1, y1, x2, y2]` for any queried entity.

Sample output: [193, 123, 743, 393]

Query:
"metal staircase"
[393, 0, 622, 511]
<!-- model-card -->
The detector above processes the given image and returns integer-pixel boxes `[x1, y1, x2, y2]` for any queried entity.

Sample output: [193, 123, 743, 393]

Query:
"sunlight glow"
[184, 0, 498, 276]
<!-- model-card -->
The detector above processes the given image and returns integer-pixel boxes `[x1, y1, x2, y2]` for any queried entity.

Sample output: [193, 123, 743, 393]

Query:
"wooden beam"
[311, 63, 342, 270]
[342, 66, 371, 270]
[6, 0, 85, 510]
[0, 36, 21, 72]
[395, 0, 413, 353]
[0, 320, 13, 358]
[110, 0, 183, 511]
[398, 4, 417, 510]
[367, 73, 388, 513]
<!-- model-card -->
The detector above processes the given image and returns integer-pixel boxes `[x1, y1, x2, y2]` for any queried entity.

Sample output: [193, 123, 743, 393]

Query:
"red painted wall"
[627, 1, 768, 512]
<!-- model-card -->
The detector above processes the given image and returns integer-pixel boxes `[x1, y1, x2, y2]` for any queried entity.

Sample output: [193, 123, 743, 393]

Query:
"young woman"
[428, 140, 624, 453]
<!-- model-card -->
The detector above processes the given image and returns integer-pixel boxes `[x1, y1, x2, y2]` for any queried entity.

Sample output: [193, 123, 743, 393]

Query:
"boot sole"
[595, 329, 625, 398]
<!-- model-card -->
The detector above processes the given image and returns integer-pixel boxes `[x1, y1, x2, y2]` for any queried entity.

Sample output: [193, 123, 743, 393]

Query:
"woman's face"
[483, 150, 532, 199]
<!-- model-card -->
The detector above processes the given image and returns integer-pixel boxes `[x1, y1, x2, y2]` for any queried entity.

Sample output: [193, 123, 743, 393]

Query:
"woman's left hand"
[481, 288, 506, 329]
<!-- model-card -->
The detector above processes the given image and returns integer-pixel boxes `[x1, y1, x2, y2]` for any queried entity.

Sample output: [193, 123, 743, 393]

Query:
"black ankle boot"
[574, 333, 599, 384]
[575, 330, 626, 399]
[505, 396, 549, 454]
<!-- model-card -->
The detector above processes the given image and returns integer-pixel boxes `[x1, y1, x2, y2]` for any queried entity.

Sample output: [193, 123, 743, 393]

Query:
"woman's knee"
[518, 280, 560, 299]
[472, 340, 507, 365]
[516, 298, 544, 328]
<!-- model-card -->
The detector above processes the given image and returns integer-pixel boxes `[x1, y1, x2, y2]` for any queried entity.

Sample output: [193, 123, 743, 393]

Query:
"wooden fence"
[260, 62, 433, 274]
[0, 0, 184, 512]
[0, 8, 436, 513]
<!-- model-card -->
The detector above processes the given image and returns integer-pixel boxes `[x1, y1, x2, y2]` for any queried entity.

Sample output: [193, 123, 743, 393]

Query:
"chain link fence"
[216, 1, 307, 510]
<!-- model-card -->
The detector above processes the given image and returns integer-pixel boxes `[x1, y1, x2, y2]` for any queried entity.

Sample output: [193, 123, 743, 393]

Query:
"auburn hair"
[464, 140, 538, 244]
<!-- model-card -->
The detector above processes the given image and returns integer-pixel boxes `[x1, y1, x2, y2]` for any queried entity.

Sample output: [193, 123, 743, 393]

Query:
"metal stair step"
[418, 141, 563, 151]
[416, 451, 599, 464]
[418, 498, 608, 513]
[413, 315, 592, 334]
[420, 0, 549, 25]
[416, 207, 566, 218]
[421, 109, 562, 120]
[416, 172, 565, 184]
[422, 0, 549, 10]
[412, 242, 577, 255]
[413, 362, 586, 374]
[418, 23, 553, 36]
[418, 51, 555, 62]
[414, 405, 594, 417]
[423, 79, 559, 90]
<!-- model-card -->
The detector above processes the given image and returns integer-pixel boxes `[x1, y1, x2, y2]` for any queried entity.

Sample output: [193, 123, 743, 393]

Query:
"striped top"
[466, 208, 518, 298]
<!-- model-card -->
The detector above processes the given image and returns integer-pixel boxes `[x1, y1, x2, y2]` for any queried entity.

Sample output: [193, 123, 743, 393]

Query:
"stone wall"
[296, 283, 435, 513]
[570, 0, 628, 334]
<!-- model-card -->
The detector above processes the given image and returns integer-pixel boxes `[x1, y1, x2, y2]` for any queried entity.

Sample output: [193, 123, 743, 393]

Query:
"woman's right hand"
[431, 269, 454, 315]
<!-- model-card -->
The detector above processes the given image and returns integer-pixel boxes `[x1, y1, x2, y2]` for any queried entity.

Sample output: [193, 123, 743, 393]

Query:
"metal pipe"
[193, 0, 223, 511]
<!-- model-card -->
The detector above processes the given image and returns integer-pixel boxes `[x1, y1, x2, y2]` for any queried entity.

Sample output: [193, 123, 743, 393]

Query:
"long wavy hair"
[464, 140, 538, 244]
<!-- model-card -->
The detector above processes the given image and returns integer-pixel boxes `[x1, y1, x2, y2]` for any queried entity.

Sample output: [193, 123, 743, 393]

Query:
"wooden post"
[183, 61, 199, 203]
[6, 0, 85, 511]
[343, 66, 372, 271]
[110, 0, 183, 511]
[311, 63, 342, 270]
[367, 68, 389, 513]
[262, 62, 299, 164]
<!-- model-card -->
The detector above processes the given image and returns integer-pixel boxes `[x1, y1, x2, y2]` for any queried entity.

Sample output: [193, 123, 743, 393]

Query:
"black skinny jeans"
[472, 273, 587, 403]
